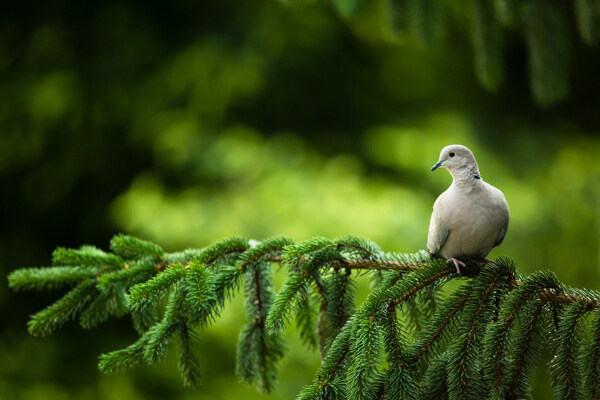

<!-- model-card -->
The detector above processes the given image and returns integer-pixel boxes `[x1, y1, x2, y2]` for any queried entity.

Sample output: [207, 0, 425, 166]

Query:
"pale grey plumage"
[427, 145, 509, 271]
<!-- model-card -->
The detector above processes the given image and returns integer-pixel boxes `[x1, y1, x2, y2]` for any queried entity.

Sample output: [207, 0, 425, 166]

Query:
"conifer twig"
[10, 234, 600, 398]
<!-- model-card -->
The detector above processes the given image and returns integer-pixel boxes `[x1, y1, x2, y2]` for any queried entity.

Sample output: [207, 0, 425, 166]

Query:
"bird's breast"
[438, 187, 507, 259]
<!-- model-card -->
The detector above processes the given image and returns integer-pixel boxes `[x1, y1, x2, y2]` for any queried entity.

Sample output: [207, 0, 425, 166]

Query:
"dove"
[427, 145, 509, 273]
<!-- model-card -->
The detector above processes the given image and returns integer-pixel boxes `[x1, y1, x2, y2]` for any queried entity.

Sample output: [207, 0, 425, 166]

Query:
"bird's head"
[431, 145, 479, 177]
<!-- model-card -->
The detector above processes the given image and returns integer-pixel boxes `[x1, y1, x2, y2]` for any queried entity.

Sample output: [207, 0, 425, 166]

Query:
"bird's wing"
[493, 212, 509, 248]
[427, 198, 450, 256]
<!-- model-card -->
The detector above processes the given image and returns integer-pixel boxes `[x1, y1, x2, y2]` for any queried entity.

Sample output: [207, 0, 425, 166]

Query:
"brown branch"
[317, 344, 351, 388]
[253, 265, 265, 328]
[336, 269, 351, 331]
[239, 245, 287, 272]
[539, 288, 600, 307]
[387, 300, 403, 368]
[264, 255, 422, 272]
[205, 247, 248, 266]
[337, 242, 376, 258]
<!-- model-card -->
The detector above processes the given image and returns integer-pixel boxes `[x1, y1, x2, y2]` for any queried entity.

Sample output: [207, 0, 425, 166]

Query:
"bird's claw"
[448, 257, 466, 274]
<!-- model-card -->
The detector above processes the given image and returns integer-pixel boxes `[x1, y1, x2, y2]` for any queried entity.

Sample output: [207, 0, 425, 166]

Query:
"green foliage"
[385, 0, 444, 43]
[52, 245, 124, 269]
[502, 298, 547, 398]
[586, 308, 600, 398]
[235, 237, 288, 392]
[26, 279, 96, 336]
[494, 0, 518, 27]
[522, 0, 570, 107]
[331, 0, 365, 18]
[176, 323, 203, 388]
[471, 0, 503, 91]
[385, 0, 410, 35]
[575, 0, 600, 45]
[10, 234, 600, 398]
[549, 301, 589, 400]
[127, 263, 186, 312]
[110, 234, 165, 260]
[8, 266, 99, 291]
[330, 0, 596, 105]
[408, 0, 444, 45]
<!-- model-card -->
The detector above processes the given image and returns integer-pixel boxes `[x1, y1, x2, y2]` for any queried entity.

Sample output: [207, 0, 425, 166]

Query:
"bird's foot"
[447, 257, 466, 274]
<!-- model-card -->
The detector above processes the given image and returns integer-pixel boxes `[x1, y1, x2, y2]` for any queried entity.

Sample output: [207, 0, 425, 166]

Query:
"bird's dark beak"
[431, 160, 444, 172]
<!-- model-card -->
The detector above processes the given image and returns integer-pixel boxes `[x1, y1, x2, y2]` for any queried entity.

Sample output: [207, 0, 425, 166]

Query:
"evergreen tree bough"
[8, 234, 600, 398]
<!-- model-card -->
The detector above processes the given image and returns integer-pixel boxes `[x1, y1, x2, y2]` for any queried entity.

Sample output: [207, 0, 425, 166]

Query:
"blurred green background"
[2, 0, 600, 399]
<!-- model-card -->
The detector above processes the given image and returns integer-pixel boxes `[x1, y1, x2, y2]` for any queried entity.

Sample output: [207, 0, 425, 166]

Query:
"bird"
[427, 145, 509, 274]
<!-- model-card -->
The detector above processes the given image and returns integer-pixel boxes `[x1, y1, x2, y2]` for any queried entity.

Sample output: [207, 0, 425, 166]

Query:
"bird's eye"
[449, 152, 455, 158]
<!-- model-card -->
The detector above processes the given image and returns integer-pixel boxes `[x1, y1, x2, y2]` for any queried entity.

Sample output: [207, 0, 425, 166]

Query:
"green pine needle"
[8, 266, 99, 291]
[10, 234, 600, 396]
[110, 234, 165, 260]
[127, 263, 186, 312]
[549, 300, 589, 400]
[52, 245, 124, 269]
[27, 279, 96, 336]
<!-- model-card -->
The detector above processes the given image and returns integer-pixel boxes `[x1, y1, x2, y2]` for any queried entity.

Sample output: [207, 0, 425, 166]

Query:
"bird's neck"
[450, 167, 482, 188]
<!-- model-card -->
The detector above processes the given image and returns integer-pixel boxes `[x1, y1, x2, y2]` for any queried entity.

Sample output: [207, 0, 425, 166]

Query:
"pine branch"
[411, 286, 471, 363]
[503, 298, 546, 398]
[11, 234, 600, 398]
[52, 245, 124, 269]
[110, 234, 164, 260]
[446, 262, 512, 400]
[421, 351, 450, 400]
[27, 279, 97, 336]
[98, 332, 150, 374]
[127, 263, 186, 312]
[143, 285, 187, 363]
[550, 301, 591, 400]
[347, 318, 384, 400]
[326, 269, 354, 335]
[237, 249, 284, 393]
[483, 269, 561, 395]
[8, 266, 99, 291]
[587, 308, 600, 398]
[177, 322, 202, 388]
